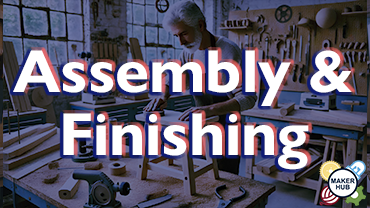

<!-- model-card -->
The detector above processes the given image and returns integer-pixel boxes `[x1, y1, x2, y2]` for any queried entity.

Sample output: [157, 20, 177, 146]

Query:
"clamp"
[215, 184, 247, 208]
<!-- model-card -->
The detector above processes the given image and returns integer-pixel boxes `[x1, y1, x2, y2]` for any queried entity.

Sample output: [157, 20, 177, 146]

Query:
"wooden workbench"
[241, 106, 367, 208]
[5, 157, 275, 208]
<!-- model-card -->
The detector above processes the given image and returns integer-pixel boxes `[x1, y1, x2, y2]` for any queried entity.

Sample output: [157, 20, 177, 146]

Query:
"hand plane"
[73, 170, 130, 208]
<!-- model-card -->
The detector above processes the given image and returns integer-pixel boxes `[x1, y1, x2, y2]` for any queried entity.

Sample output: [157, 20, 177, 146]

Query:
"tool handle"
[215, 184, 226, 199]
[230, 186, 247, 202]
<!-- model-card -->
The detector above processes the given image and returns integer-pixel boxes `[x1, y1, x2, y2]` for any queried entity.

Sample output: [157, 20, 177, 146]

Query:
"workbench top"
[241, 107, 367, 132]
[7, 157, 275, 208]
[70, 93, 191, 110]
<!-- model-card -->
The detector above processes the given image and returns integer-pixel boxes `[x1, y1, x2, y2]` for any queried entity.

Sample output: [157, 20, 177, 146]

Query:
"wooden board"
[227, 1, 368, 96]
[4, 150, 60, 179]
[3, 127, 57, 160]
[242, 107, 366, 132]
[92, 43, 98, 58]
[3, 123, 55, 148]
[129, 38, 143, 60]
[3, 42, 32, 111]
[3, 131, 60, 170]
[99, 43, 104, 58]
[136, 110, 219, 126]
[256, 158, 277, 175]
[58, 175, 80, 199]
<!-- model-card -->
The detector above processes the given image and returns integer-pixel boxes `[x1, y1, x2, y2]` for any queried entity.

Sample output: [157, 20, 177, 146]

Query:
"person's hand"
[178, 106, 214, 121]
[144, 97, 167, 112]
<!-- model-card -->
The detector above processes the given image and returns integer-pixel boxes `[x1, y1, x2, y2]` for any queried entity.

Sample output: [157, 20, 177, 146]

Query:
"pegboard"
[225, 1, 367, 96]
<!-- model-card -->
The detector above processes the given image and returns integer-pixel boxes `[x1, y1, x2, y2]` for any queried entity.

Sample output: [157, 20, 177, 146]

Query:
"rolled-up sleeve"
[232, 90, 257, 111]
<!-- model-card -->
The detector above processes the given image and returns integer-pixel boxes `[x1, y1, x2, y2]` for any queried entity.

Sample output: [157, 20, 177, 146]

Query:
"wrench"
[286, 39, 291, 59]
[292, 40, 297, 62]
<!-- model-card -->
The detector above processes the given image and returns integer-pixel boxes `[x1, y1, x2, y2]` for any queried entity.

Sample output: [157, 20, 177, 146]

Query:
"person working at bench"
[144, 1, 257, 174]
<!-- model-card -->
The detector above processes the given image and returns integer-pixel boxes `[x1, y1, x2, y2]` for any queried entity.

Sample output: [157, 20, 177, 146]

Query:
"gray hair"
[162, 1, 206, 31]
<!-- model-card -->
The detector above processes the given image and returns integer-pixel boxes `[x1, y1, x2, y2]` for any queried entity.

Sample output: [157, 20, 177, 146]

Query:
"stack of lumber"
[255, 148, 322, 183]
[3, 41, 32, 112]
[3, 123, 60, 171]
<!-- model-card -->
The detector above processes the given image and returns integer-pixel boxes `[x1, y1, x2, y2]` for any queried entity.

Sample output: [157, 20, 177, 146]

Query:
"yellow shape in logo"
[320, 161, 341, 181]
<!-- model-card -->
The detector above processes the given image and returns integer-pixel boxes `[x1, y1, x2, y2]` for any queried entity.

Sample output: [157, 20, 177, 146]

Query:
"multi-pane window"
[126, 0, 204, 63]
[3, 0, 84, 67]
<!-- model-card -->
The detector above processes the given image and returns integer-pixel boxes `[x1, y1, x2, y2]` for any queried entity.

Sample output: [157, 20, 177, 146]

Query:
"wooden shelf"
[341, 11, 369, 16]
[219, 26, 252, 30]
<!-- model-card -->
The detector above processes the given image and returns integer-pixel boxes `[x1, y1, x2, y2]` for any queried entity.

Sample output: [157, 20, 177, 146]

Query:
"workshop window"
[3, 0, 85, 67]
[126, 0, 204, 63]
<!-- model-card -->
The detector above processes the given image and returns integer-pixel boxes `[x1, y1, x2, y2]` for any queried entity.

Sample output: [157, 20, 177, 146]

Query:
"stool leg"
[314, 139, 331, 205]
[182, 153, 196, 195]
[138, 156, 149, 180]
[206, 136, 219, 179]
[342, 142, 346, 165]
[330, 142, 337, 161]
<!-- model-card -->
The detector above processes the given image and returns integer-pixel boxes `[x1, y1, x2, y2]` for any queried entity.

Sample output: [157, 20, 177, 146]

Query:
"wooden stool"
[314, 135, 348, 205]
[135, 110, 220, 195]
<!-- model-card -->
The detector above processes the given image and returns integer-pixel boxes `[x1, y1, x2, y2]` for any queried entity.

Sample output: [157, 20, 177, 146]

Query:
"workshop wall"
[89, 0, 127, 64]
[215, 0, 361, 37]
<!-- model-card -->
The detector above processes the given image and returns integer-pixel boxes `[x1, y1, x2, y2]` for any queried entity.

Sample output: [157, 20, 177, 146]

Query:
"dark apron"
[190, 33, 240, 174]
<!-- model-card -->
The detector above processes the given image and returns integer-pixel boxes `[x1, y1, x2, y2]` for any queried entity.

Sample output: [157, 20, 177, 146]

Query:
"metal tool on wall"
[305, 35, 310, 75]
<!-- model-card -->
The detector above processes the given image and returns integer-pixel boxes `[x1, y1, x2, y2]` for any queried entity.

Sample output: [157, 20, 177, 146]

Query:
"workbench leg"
[245, 158, 255, 179]
[361, 133, 367, 162]
[314, 139, 331, 205]
[12, 183, 18, 208]
[138, 156, 150, 180]
[342, 139, 357, 208]
[182, 153, 196, 195]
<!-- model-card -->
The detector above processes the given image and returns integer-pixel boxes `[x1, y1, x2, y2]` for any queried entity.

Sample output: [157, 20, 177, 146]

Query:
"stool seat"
[322, 135, 348, 143]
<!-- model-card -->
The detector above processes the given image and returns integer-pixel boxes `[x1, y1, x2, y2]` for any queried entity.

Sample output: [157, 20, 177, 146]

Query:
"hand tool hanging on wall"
[250, 34, 254, 47]
[351, 51, 356, 63]
[342, 22, 347, 39]
[354, 42, 360, 50]
[342, 52, 347, 63]
[299, 36, 302, 62]
[292, 40, 297, 61]
[257, 25, 267, 44]
[346, 51, 357, 94]
[347, 42, 353, 49]
[292, 64, 298, 82]
[244, 34, 249, 47]
[305, 35, 310, 75]
[274, 39, 282, 54]
[92, 1, 99, 28]
[286, 39, 291, 59]
[265, 37, 269, 57]
[298, 65, 304, 83]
